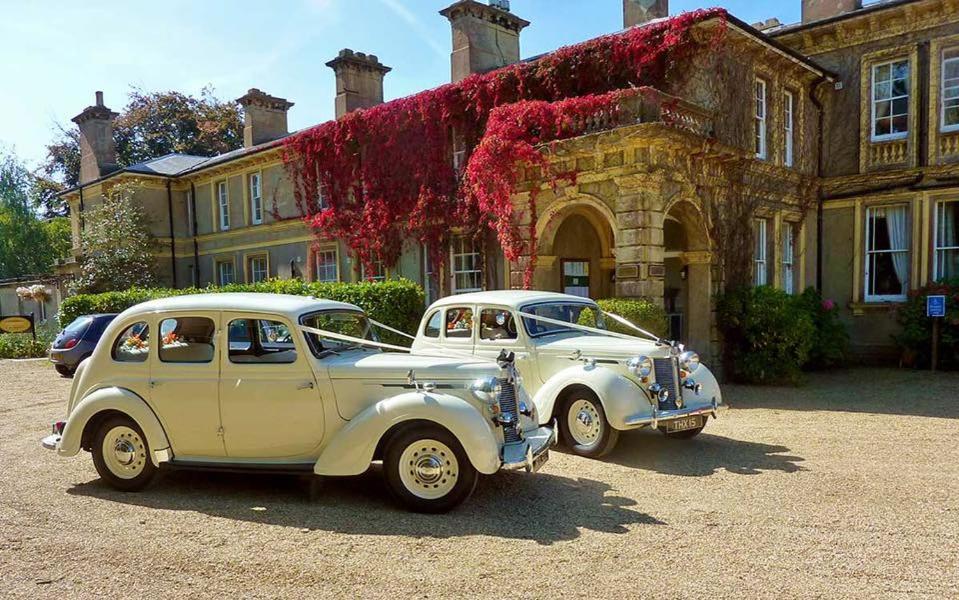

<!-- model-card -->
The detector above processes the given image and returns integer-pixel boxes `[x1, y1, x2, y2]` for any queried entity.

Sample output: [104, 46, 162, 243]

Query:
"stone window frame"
[869, 58, 911, 142]
[450, 234, 483, 294]
[862, 202, 912, 303]
[859, 45, 920, 173]
[783, 89, 796, 168]
[216, 180, 230, 231]
[360, 258, 388, 282]
[754, 77, 768, 160]
[249, 171, 264, 226]
[215, 257, 236, 286]
[753, 217, 769, 286]
[928, 34, 959, 165]
[933, 197, 959, 282]
[244, 252, 270, 284]
[311, 245, 340, 283]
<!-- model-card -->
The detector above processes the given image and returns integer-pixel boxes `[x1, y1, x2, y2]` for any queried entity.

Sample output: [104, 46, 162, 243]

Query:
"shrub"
[894, 280, 959, 369]
[586, 298, 669, 338]
[717, 286, 815, 385]
[59, 279, 425, 346]
[0, 325, 56, 359]
[796, 287, 849, 370]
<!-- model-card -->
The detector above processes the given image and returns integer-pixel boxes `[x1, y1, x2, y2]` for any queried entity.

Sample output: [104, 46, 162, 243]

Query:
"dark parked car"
[49, 314, 117, 377]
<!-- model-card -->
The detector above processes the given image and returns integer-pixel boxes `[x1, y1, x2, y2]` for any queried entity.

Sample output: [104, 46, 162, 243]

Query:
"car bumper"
[623, 398, 728, 429]
[501, 423, 557, 472]
[41, 434, 61, 450]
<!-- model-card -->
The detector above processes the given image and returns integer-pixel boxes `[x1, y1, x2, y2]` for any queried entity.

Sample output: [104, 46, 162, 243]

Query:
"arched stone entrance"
[663, 199, 712, 354]
[534, 198, 616, 299]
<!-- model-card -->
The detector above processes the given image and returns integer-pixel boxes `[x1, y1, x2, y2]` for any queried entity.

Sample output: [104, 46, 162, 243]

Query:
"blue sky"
[0, 1, 800, 170]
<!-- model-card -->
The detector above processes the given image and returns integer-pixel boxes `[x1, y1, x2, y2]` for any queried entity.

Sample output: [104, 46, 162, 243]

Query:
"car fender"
[59, 386, 171, 466]
[693, 364, 722, 406]
[314, 391, 500, 477]
[532, 363, 650, 430]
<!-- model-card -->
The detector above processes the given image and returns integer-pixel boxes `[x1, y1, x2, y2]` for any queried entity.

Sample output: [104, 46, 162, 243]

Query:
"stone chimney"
[802, 0, 862, 23]
[439, 0, 530, 83]
[71, 91, 119, 184]
[235, 88, 294, 148]
[326, 49, 392, 119]
[624, 0, 668, 28]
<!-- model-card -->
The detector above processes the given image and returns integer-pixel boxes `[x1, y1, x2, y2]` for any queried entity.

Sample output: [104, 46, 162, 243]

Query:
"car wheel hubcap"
[398, 439, 458, 500]
[102, 426, 147, 479]
[568, 399, 602, 446]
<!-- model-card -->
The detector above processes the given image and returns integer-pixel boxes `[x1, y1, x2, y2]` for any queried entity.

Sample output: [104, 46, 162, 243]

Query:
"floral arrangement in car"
[162, 331, 183, 347]
[119, 333, 149, 356]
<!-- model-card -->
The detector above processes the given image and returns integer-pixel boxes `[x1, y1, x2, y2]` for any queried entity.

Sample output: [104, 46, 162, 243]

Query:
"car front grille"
[653, 357, 680, 411]
[497, 377, 523, 444]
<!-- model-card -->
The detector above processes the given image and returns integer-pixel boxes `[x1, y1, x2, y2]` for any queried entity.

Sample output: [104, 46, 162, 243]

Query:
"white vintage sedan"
[411, 291, 726, 458]
[41, 294, 554, 513]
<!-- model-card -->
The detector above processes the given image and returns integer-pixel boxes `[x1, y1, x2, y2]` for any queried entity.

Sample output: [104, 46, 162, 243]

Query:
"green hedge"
[795, 287, 849, 370]
[585, 298, 669, 338]
[59, 279, 426, 346]
[717, 286, 816, 385]
[894, 280, 959, 369]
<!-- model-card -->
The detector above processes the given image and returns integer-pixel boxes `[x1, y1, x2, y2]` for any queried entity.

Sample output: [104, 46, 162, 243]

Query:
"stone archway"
[663, 198, 712, 354]
[534, 197, 616, 299]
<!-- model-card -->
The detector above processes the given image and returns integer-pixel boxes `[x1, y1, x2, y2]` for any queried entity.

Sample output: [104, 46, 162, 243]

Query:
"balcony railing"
[572, 87, 715, 140]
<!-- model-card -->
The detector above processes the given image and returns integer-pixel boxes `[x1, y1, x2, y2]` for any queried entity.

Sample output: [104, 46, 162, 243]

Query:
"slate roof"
[124, 153, 210, 176]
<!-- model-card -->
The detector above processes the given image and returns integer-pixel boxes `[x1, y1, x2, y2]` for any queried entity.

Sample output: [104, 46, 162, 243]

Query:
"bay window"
[864, 205, 910, 302]
[935, 199, 959, 281]
[942, 49, 959, 132]
[871, 59, 910, 141]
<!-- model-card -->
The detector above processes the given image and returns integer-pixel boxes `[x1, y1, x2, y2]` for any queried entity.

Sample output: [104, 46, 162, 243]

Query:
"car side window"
[112, 322, 150, 362]
[479, 308, 517, 341]
[444, 307, 473, 339]
[228, 318, 297, 364]
[423, 311, 441, 338]
[159, 317, 216, 363]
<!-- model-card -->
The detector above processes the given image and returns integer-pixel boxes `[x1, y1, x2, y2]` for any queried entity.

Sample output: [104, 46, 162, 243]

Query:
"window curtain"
[939, 202, 957, 279]
[884, 205, 909, 289]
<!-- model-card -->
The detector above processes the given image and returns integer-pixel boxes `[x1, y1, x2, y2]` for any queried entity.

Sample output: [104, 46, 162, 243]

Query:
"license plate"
[531, 450, 549, 472]
[665, 415, 703, 433]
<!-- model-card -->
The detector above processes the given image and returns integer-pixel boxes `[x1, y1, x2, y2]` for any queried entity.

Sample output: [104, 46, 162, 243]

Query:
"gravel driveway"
[1, 359, 957, 599]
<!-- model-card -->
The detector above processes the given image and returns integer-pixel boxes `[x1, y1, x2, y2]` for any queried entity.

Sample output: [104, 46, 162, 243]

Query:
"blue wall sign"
[927, 295, 946, 318]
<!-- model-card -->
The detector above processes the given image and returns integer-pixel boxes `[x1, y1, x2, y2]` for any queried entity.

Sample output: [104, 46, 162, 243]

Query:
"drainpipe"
[810, 76, 828, 292]
[191, 182, 199, 287]
[167, 180, 178, 288]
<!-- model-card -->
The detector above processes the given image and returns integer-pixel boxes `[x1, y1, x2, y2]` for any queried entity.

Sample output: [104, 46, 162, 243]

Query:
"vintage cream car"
[411, 291, 726, 458]
[41, 294, 554, 513]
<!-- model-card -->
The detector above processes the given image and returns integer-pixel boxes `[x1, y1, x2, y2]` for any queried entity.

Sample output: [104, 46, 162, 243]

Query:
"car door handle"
[297, 381, 315, 390]
[149, 379, 160, 388]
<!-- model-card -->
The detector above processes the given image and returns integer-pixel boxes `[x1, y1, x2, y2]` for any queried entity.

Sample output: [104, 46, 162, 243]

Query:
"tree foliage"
[38, 87, 243, 217]
[0, 150, 68, 278]
[72, 180, 158, 294]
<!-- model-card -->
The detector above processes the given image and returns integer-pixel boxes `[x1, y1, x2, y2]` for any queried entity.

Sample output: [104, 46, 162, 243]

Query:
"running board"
[162, 460, 315, 476]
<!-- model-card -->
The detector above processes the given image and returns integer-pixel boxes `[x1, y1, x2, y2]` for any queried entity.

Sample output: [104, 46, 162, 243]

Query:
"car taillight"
[63, 339, 78, 349]
[53, 421, 66, 435]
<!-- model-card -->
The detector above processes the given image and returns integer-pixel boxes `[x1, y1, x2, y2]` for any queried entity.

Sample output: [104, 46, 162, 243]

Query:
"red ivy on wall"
[282, 8, 727, 284]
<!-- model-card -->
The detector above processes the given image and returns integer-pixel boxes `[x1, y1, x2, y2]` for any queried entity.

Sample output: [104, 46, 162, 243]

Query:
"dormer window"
[871, 59, 910, 141]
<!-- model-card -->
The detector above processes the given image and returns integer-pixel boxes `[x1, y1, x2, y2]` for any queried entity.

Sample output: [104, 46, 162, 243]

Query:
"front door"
[218, 313, 323, 460]
[562, 260, 590, 298]
[148, 312, 225, 457]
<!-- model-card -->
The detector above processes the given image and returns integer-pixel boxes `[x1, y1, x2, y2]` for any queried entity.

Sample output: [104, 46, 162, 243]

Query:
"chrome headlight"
[627, 355, 653, 378]
[679, 350, 700, 373]
[469, 376, 500, 404]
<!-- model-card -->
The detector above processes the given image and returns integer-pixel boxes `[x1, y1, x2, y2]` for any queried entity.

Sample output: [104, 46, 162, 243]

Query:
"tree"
[38, 86, 243, 217]
[72, 180, 158, 294]
[0, 150, 63, 278]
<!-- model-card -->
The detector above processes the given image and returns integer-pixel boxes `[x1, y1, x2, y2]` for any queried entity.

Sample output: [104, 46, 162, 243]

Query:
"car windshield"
[300, 310, 378, 357]
[520, 302, 606, 338]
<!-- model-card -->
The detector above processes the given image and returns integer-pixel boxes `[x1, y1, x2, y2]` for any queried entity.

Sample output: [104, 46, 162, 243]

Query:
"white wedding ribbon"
[515, 310, 656, 343]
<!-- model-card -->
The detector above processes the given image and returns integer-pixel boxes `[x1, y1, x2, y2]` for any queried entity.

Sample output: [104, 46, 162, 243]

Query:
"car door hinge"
[216, 427, 224, 438]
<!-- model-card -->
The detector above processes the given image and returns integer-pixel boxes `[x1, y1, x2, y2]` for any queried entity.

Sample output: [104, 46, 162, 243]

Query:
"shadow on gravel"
[67, 469, 663, 545]
[726, 368, 959, 419]
[605, 431, 805, 476]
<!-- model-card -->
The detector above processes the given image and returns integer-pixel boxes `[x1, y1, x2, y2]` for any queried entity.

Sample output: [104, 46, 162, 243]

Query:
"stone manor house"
[58, 0, 959, 363]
